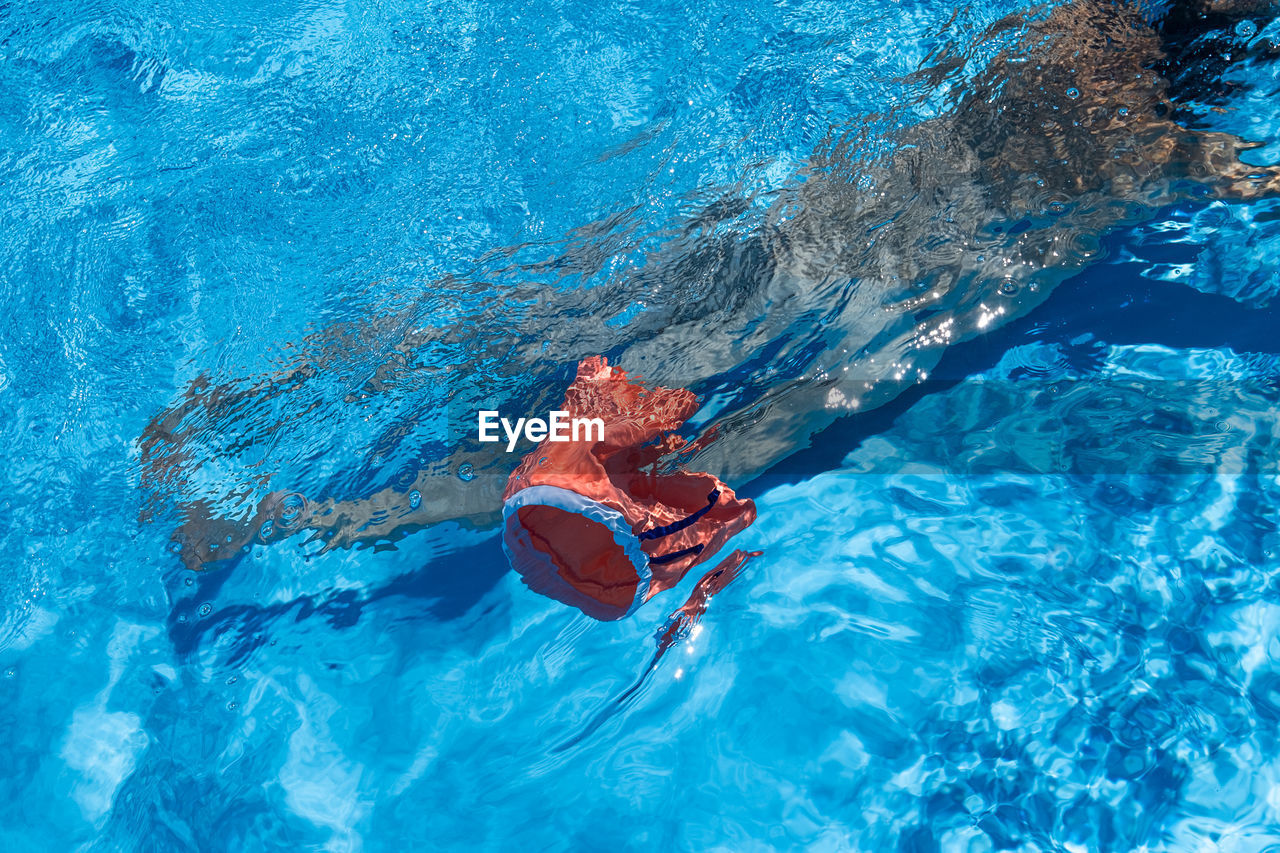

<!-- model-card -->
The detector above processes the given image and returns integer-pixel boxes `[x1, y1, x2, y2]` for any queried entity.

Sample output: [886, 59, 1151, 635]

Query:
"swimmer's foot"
[169, 489, 317, 571]
[1217, 162, 1280, 201]
[1184, 131, 1280, 201]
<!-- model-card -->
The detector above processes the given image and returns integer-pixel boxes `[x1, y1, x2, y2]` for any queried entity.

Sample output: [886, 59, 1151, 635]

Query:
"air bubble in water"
[458, 463, 475, 482]
[998, 281, 1019, 297]
[1236, 19, 1257, 38]
[1066, 87, 1080, 99]
[259, 520, 274, 540]
[279, 493, 305, 526]
[199, 603, 212, 617]
[408, 489, 422, 509]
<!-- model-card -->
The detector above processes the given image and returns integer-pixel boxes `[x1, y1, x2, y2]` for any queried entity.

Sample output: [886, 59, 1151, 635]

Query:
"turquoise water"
[4, 0, 1280, 849]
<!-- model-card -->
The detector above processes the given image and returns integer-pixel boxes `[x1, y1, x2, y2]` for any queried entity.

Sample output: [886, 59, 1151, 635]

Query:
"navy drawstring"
[648, 543, 705, 565]
[638, 489, 720, 541]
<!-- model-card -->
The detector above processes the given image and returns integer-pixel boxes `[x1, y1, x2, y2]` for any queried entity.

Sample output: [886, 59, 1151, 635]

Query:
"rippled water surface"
[4, 0, 1280, 849]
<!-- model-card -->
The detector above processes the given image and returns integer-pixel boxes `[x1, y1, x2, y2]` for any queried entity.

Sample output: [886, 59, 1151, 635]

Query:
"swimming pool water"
[3, 0, 1280, 849]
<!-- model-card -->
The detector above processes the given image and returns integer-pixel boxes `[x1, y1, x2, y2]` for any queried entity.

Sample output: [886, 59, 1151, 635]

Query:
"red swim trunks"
[502, 357, 756, 620]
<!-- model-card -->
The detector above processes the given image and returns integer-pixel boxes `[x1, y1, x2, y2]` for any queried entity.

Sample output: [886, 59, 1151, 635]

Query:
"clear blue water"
[4, 0, 1280, 849]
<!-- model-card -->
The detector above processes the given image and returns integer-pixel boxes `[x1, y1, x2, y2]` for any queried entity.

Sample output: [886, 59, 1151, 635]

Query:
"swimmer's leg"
[551, 549, 760, 754]
[651, 549, 760, 659]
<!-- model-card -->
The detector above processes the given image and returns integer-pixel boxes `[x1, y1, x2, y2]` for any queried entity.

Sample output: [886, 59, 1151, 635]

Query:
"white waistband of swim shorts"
[501, 484, 652, 619]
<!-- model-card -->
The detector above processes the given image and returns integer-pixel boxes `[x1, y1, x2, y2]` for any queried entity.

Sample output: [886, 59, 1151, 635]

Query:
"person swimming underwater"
[141, 0, 1280, 620]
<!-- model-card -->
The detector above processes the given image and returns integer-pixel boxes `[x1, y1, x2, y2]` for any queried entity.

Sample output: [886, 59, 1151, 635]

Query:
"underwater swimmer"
[143, 0, 1280, 610]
